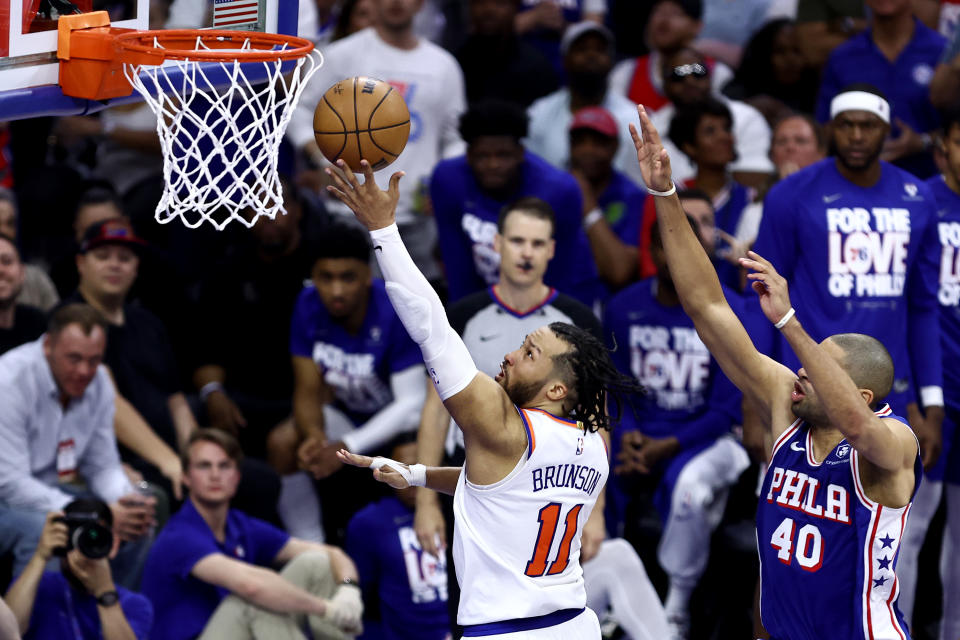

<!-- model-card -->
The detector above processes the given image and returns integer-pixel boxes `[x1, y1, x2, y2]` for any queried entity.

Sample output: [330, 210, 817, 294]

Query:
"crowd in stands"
[2, 0, 960, 638]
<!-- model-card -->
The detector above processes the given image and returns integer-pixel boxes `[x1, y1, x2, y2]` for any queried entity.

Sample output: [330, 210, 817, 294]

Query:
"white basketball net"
[123, 37, 323, 230]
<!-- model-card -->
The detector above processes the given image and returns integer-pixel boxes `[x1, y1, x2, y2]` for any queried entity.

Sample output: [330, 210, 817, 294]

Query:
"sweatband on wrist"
[583, 208, 604, 230]
[647, 182, 676, 197]
[830, 91, 890, 123]
[199, 381, 224, 401]
[774, 307, 795, 330]
[369, 223, 478, 400]
[920, 386, 944, 408]
[369, 457, 427, 487]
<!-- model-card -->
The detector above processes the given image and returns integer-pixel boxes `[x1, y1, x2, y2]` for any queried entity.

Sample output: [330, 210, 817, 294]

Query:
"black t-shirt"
[0, 305, 46, 355]
[65, 291, 181, 449]
[193, 240, 318, 401]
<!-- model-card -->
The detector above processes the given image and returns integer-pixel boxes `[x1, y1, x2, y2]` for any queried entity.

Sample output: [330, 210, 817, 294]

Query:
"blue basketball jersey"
[757, 405, 922, 640]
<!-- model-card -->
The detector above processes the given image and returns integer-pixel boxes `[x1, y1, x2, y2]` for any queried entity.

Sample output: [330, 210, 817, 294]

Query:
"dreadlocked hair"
[548, 322, 645, 433]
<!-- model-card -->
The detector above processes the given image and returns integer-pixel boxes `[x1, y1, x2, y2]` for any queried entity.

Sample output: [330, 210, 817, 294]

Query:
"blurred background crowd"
[1, 0, 959, 638]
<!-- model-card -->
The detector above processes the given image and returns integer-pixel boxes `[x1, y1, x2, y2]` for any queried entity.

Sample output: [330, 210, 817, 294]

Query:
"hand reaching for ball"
[326, 159, 404, 231]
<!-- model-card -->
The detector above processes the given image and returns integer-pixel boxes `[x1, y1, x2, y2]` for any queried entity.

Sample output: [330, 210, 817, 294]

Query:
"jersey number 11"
[524, 502, 584, 577]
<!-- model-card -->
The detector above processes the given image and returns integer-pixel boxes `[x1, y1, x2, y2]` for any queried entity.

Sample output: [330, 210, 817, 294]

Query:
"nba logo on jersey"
[576, 437, 584, 455]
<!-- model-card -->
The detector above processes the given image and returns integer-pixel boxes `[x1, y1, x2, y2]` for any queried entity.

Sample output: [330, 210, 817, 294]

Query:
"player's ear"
[545, 380, 568, 403]
[493, 232, 503, 256]
[858, 388, 874, 407]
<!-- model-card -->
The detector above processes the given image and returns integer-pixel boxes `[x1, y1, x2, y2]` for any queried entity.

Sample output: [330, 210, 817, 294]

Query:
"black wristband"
[96, 590, 119, 607]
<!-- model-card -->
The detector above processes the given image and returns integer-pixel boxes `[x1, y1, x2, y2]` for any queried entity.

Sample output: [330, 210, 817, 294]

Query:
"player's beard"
[834, 140, 883, 172]
[504, 374, 547, 408]
[791, 395, 830, 428]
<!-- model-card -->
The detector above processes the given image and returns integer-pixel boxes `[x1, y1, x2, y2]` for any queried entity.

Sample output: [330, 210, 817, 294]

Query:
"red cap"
[79, 218, 146, 254]
[570, 106, 618, 138]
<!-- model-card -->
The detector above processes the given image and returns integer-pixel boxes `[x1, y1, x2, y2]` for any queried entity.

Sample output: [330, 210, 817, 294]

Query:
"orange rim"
[113, 29, 315, 64]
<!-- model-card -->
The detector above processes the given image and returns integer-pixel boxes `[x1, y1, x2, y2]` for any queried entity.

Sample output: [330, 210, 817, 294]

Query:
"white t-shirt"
[525, 89, 645, 187]
[650, 97, 774, 182]
[288, 28, 467, 223]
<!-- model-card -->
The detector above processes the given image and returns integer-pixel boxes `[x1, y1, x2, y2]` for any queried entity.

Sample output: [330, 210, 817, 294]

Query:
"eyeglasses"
[667, 63, 708, 82]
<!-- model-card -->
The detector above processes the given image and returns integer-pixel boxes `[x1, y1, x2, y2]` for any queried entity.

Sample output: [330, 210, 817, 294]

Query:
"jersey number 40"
[770, 517, 824, 571]
[524, 502, 583, 577]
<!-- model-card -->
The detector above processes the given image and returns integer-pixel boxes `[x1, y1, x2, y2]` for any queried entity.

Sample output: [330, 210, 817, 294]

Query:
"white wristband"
[199, 381, 224, 401]
[583, 208, 604, 230]
[920, 386, 944, 408]
[369, 457, 427, 487]
[774, 307, 795, 330]
[647, 182, 676, 197]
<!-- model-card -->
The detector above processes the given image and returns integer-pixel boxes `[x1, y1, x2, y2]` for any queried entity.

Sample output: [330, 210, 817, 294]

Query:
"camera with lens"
[53, 512, 113, 559]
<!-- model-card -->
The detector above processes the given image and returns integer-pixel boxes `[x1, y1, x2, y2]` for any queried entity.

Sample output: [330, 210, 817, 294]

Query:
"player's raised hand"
[325, 159, 404, 231]
[740, 251, 794, 327]
[629, 105, 673, 192]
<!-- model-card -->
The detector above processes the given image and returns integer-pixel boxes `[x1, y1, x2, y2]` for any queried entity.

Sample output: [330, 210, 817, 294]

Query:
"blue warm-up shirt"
[141, 500, 290, 640]
[815, 19, 946, 178]
[593, 170, 645, 300]
[754, 159, 942, 415]
[26, 572, 152, 640]
[347, 496, 450, 640]
[289, 279, 422, 426]
[431, 151, 597, 305]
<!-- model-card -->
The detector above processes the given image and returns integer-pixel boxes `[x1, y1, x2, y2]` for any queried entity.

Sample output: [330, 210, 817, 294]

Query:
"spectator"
[288, 0, 466, 283]
[142, 429, 362, 640]
[604, 216, 749, 640]
[346, 435, 450, 640]
[794, 0, 866, 69]
[754, 84, 944, 476]
[0, 235, 45, 355]
[66, 220, 188, 494]
[667, 99, 756, 288]
[431, 100, 597, 304]
[193, 177, 323, 457]
[568, 107, 646, 295]
[732, 114, 828, 266]
[723, 19, 820, 121]
[768, 113, 827, 180]
[455, 0, 558, 108]
[332, 0, 376, 41]
[895, 107, 960, 639]
[930, 22, 960, 110]
[609, 0, 733, 112]
[525, 22, 644, 187]
[4, 499, 153, 639]
[815, 0, 946, 178]
[514, 0, 606, 77]
[693, 0, 774, 66]
[267, 222, 426, 545]
[0, 188, 59, 312]
[0, 304, 155, 586]
[649, 47, 775, 188]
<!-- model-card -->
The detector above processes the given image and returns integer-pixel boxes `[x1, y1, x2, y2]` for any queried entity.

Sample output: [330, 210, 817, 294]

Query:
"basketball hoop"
[58, 14, 323, 230]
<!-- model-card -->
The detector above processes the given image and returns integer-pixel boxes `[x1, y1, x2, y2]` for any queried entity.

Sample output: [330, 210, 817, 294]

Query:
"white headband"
[830, 91, 890, 123]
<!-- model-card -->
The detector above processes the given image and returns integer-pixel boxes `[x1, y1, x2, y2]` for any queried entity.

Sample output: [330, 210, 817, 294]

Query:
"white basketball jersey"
[452, 407, 609, 626]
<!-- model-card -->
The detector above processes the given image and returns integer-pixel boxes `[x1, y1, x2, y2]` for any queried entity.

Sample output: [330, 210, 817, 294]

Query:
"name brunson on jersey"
[826, 207, 910, 298]
[532, 464, 603, 496]
[766, 467, 851, 524]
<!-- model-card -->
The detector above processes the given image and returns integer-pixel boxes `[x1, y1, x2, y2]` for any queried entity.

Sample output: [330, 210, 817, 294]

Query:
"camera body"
[53, 512, 113, 559]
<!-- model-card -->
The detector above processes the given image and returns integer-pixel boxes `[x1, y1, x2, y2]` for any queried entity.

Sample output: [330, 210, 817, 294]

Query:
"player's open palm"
[630, 105, 673, 192]
[336, 449, 412, 490]
[325, 159, 404, 231]
[741, 251, 794, 326]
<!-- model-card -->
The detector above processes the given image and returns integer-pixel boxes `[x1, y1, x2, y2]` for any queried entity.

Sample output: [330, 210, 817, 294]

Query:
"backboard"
[0, 0, 297, 121]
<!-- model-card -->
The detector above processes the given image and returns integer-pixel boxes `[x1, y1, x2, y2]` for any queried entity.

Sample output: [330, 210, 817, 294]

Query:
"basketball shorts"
[461, 607, 601, 639]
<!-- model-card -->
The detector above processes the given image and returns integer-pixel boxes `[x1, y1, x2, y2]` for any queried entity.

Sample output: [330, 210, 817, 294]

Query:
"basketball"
[313, 77, 411, 173]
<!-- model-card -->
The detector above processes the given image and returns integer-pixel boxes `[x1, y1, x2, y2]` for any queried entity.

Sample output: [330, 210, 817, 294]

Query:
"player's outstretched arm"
[336, 449, 462, 496]
[325, 161, 523, 460]
[630, 106, 793, 422]
[743, 254, 918, 484]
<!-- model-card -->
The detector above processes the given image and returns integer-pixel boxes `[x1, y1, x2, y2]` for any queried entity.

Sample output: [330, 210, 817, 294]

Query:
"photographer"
[4, 499, 153, 640]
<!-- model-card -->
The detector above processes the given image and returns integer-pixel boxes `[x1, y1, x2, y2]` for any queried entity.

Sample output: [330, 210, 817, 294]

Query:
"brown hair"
[47, 303, 109, 338]
[182, 428, 245, 470]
